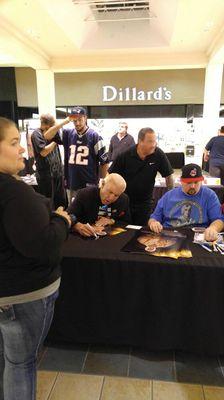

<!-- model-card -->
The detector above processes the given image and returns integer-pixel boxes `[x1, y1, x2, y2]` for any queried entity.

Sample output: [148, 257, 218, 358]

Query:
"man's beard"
[187, 188, 196, 195]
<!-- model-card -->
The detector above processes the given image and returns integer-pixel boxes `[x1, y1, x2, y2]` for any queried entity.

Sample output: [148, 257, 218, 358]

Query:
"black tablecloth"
[48, 228, 224, 355]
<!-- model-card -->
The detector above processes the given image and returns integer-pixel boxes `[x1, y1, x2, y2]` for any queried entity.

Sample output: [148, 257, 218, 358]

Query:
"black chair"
[165, 152, 185, 169]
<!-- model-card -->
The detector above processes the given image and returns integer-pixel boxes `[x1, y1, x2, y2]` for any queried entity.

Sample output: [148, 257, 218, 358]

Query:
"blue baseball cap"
[70, 106, 87, 116]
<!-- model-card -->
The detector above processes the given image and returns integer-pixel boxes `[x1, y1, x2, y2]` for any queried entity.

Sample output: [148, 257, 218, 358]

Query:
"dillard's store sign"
[102, 85, 172, 102]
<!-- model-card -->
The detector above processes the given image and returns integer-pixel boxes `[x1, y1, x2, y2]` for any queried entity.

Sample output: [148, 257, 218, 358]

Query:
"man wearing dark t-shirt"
[31, 114, 67, 209]
[108, 122, 135, 162]
[204, 126, 224, 178]
[109, 127, 174, 225]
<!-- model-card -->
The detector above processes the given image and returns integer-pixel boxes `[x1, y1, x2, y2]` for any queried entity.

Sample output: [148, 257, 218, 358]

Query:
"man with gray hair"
[108, 121, 135, 162]
[109, 127, 174, 225]
[68, 173, 131, 236]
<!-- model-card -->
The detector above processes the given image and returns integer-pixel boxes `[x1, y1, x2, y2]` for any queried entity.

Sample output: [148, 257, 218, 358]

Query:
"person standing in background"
[109, 127, 174, 226]
[204, 126, 224, 178]
[0, 117, 71, 400]
[31, 114, 67, 209]
[108, 122, 135, 162]
[44, 107, 109, 204]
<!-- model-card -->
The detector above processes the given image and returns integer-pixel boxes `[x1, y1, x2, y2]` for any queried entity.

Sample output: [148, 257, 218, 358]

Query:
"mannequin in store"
[31, 114, 67, 209]
[109, 127, 174, 225]
[43, 106, 109, 204]
[0, 117, 71, 400]
[108, 121, 135, 162]
[204, 126, 224, 181]
[148, 163, 224, 241]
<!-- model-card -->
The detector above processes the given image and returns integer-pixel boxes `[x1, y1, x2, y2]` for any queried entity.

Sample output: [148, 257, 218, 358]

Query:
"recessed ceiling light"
[26, 28, 40, 39]
[204, 21, 214, 32]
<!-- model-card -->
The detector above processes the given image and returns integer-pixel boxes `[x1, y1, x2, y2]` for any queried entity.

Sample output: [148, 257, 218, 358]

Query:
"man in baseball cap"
[148, 163, 224, 241]
[42, 106, 109, 204]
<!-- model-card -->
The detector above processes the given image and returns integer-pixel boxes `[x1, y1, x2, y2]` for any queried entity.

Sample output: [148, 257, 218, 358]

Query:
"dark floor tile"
[83, 344, 130, 376]
[175, 351, 224, 386]
[38, 343, 88, 373]
[129, 349, 175, 381]
[218, 355, 224, 378]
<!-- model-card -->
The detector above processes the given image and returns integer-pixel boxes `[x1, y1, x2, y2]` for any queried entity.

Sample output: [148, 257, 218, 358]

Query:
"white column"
[203, 62, 223, 144]
[36, 70, 56, 117]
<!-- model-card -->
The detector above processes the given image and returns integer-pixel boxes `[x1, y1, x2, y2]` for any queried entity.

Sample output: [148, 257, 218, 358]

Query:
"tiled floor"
[38, 343, 224, 387]
[37, 372, 224, 400]
[37, 343, 224, 399]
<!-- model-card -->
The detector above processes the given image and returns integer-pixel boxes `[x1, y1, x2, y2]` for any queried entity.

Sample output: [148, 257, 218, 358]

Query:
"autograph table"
[48, 229, 224, 355]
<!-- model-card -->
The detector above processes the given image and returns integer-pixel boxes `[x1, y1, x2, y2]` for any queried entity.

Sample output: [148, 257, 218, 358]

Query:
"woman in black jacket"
[0, 117, 71, 400]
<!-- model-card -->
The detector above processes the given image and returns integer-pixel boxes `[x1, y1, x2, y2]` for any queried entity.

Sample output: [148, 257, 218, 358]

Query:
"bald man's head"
[100, 173, 126, 205]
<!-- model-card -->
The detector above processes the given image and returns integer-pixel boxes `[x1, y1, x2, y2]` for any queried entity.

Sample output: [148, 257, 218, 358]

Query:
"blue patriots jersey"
[56, 127, 108, 190]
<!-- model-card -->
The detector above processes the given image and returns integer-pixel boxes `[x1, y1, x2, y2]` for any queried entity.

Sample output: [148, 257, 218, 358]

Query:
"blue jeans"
[0, 290, 59, 400]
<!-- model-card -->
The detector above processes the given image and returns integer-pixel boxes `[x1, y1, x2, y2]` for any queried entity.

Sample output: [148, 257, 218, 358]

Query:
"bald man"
[68, 173, 131, 236]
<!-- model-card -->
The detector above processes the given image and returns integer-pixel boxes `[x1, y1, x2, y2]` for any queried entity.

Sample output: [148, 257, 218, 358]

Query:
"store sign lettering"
[102, 85, 172, 102]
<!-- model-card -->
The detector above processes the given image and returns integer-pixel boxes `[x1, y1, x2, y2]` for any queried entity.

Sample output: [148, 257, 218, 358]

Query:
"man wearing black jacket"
[68, 173, 131, 237]
[108, 122, 135, 162]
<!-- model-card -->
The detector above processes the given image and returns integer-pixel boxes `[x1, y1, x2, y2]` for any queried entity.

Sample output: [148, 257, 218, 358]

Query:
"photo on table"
[122, 229, 192, 259]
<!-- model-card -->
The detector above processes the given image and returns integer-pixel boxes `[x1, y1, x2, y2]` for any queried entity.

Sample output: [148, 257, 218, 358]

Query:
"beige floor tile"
[203, 386, 224, 400]
[49, 373, 104, 400]
[37, 371, 58, 400]
[153, 381, 204, 400]
[101, 376, 151, 400]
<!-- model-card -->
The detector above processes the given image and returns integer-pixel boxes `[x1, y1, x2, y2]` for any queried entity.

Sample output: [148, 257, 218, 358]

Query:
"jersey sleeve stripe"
[94, 139, 104, 155]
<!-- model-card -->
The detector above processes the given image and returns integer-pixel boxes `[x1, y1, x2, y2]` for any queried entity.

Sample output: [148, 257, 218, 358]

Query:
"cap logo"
[190, 168, 197, 177]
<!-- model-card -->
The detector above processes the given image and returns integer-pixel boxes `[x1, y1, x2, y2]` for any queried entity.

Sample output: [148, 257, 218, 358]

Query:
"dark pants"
[130, 200, 152, 226]
[209, 165, 221, 178]
[37, 176, 67, 210]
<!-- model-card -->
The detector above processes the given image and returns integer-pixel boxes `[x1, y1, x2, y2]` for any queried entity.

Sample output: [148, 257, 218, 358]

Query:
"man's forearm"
[203, 149, 209, 162]
[100, 163, 109, 178]
[165, 174, 174, 190]
[209, 219, 224, 233]
[44, 117, 70, 141]
[40, 142, 56, 157]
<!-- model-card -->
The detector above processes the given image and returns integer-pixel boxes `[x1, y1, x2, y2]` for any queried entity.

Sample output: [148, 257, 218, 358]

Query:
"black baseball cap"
[70, 106, 87, 116]
[180, 163, 204, 183]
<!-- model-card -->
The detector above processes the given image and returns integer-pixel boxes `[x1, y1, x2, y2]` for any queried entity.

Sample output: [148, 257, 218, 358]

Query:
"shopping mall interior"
[1, 1, 224, 399]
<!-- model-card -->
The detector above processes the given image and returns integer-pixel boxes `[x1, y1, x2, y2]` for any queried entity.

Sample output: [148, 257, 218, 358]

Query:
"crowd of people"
[1, 109, 224, 399]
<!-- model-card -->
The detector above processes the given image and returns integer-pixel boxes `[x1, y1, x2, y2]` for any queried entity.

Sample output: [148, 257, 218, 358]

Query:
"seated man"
[148, 163, 224, 242]
[68, 173, 131, 237]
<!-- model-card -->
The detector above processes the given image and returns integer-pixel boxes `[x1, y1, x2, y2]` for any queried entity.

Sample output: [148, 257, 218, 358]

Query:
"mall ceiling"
[0, 0, 224, 71]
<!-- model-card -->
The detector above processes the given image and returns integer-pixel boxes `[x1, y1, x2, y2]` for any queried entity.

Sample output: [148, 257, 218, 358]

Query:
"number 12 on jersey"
[68, 145, 89, 165]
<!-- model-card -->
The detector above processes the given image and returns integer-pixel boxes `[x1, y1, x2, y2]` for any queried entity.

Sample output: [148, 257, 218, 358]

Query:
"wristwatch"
[69, 213, 77, 227]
